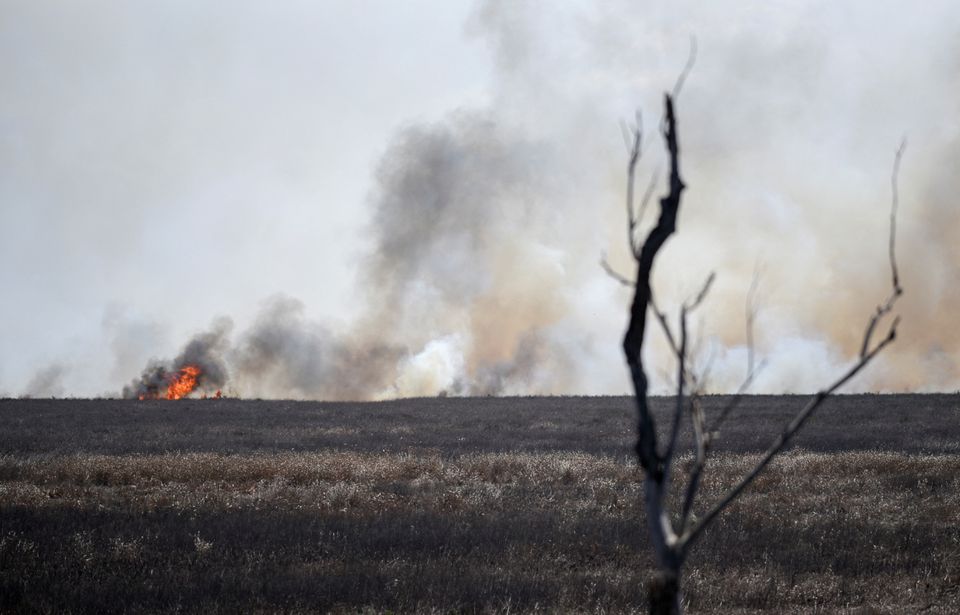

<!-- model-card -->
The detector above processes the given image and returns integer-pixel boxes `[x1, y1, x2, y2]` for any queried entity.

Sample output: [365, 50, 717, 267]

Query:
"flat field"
[1, 394, 958, 613]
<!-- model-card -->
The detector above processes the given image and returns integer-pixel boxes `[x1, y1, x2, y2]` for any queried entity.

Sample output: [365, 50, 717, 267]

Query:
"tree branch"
[635, 168, 662, 252]
[680, 321, 898, 553]
[861, 140, 906, 358]
[625, 111, 643, 256]
[678, 143, 906, 555]
[662, 305, 688, 487]
[600, 253, 636, 288]
[678, 395, 707, 534]
[663, 271, 715, 483]
[623, 93, 686, 477]
[650, 292, 680, 359]
[707, 267, 764, 436]
[687, 272, 716, 312]
[671, 36, 698, 101]
[889, 139, 905, 291]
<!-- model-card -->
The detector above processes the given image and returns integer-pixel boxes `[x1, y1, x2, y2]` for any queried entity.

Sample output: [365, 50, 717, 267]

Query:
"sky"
[1, 0, 958, 399]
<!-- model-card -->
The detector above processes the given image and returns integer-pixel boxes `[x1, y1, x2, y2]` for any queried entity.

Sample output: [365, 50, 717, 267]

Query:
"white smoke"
[392, 335, 467, 398]
[11, 1, 960, 398]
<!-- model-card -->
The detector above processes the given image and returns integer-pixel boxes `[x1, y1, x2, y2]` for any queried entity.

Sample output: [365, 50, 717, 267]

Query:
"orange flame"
[166, 365, 201, 400]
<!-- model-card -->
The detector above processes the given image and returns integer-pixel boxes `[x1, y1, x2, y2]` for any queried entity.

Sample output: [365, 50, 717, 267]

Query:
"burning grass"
[1, 396, 959, 613]
[131, 364, 223, 401]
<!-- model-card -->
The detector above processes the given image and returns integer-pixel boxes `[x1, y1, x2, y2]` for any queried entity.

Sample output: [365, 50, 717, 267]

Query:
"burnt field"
[1, 394, 959, 613]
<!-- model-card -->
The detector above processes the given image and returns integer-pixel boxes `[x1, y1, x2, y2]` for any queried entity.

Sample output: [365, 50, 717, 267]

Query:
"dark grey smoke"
[352, 112, 585, 396]
[122, 318, 231, 399]
[230, 296, 403, 400]
[118, 106, 595, 399]
[365, 114, 542, 305]
[174, 317, 231, 388]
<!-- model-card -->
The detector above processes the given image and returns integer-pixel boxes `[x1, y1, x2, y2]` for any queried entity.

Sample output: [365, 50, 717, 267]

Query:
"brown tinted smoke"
[121, 2, 960, 398]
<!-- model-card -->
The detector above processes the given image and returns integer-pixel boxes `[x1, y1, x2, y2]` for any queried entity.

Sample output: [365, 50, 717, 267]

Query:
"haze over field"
[2, 1, 958, 398]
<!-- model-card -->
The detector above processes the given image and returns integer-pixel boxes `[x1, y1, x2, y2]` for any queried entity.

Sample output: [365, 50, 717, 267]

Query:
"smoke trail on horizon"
[98, 1, 960, 399]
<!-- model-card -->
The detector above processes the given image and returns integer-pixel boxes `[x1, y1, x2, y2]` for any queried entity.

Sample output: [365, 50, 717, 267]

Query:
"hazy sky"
[2, 1, 958, 398]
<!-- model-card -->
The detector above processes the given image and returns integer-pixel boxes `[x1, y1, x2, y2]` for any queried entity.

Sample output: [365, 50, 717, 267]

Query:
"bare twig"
[671, 36, 698, 101]
[646, 290, 675, 348]
[636, 167, 662, 245]
[662, 274, 713, 490]
[890, 139, 906, 291]
[861, 140, 906, 358]
[663, 306, 689, 484]
[600, 253, 635, 288]
[678, 395, 707, 533]
[687, 272, 716, 312]
[706, 361, 764, 436]
[692, 342, 715, 394]
[620, 118, 635, 153]
[626, 111, 643, 255]
[707, 266, 764, 435]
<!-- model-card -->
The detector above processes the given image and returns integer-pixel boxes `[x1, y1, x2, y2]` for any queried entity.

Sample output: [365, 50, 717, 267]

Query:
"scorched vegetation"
[1, 396, 959, 613]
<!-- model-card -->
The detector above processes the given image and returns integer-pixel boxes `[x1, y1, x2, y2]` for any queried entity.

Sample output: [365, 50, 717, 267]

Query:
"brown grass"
[1, 395, 959, 613]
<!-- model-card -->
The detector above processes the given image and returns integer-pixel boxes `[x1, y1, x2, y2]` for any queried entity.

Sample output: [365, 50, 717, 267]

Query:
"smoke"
[102, 306, 167, 384]
[354, 111, 591, 395]
[121, 105, 595, 399]
[229, 296, 402, 400]
[123, 318, 230, 399]
[23, 364, 67, 398]
[119, 0, 959, 398]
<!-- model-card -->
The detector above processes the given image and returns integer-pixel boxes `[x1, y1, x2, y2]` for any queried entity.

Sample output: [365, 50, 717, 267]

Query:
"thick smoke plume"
[121, 1, 959, 399]
[123, 318, 230, 399]
[229, 296, 402, 400]
[122, 106, 594, 399]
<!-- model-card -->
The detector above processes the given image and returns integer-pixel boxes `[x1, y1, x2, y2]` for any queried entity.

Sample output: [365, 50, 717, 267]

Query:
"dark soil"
[1, 394, 957, 456]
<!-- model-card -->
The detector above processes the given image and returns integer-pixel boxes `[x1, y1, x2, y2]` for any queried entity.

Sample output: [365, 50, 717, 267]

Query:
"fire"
[165, 365, 201, 400]
[131, 363, 220, 401]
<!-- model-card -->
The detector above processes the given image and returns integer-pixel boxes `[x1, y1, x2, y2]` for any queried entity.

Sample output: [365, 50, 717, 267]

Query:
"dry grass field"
[1, 395, 959, 613]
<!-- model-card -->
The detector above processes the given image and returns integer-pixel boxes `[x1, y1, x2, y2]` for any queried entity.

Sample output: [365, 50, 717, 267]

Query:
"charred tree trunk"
[648, 573, 681, 615]
[607, 68, 902, 614]
[622, 94, 685, 615]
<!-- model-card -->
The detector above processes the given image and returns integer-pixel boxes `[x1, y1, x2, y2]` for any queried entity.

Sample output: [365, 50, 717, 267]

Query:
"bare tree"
[604, 58, 905, 614]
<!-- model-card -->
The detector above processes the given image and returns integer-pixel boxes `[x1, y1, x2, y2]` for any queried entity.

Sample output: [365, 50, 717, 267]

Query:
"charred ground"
[2, 394, 958, 456]
[1, 394, 958, 613]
